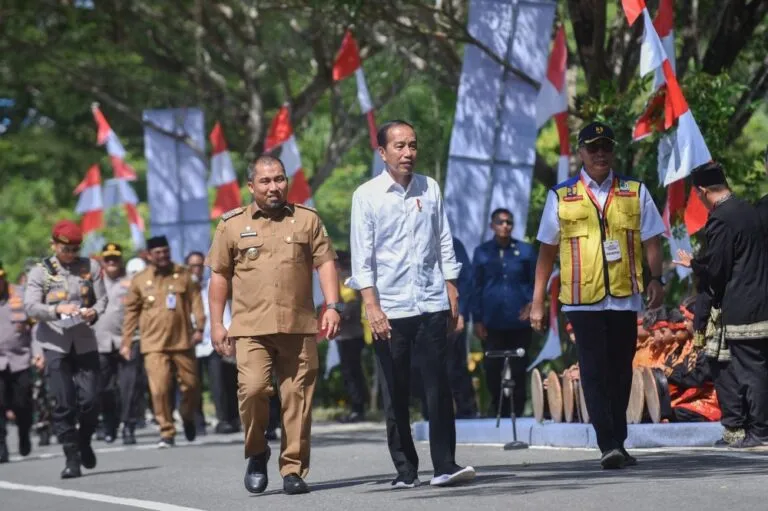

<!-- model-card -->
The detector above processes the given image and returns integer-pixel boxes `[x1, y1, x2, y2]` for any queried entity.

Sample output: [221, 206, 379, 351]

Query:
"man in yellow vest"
[530, 121, 665, 469]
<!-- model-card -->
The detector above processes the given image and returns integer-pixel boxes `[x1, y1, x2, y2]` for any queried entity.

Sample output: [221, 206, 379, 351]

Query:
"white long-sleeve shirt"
[347, 170, 461, 319]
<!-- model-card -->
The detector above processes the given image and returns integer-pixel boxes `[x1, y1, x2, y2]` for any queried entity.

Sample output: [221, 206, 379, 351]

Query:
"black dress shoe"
[61, 444, 82, 479]
[122, 425, 137, 445]
[0, 442, 9, 463]
[244, 446, 270, 494]
[80, 442, 97, 469]
[620, 447, 637, 466]
[183, 420, 197, 442]
[337, 411, 365, 424]
[19, 430, 32, 457]
[600, 449, 625, 469]
[215, 421, 236, 435]
[283, 474, 310, 495]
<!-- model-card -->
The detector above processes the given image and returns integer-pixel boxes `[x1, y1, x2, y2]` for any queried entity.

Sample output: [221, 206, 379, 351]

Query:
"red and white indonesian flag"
[209, 122, 242, 219]
[74, 164, 104, 235]
[333, 30, 381, 175]
[92, 104, 137, 181]
[265, 106, 313, 207]
[535, 26, 570, 182]
[265, 106, 324, 306]
[626, 2, 711, 185]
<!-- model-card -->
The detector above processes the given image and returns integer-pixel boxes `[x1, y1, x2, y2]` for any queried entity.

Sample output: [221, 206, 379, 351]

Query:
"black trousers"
[338, 338, 368, 414]
[208, 351, 239, 424]
[729, 339, 768, 440]
[98, 351, 120, 432]
[483, 328, 532, 417]
[448, 328, 477, 418]
[0, 368, 33, 442]
[374, 311, 456, 477]
[709, 359, 746, 430]
[44, 348, 100, 445]
[118, 342, 144, 425]
[566, 310, 636, 453]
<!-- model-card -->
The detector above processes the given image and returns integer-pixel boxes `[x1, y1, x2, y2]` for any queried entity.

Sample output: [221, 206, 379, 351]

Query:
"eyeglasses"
[584, 141, 614, 154]
[59, 245, 81, 254]
[493, 219, 513, 226]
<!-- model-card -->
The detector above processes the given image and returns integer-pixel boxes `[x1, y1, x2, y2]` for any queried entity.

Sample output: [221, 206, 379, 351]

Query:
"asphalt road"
[2, 421, 768, 511]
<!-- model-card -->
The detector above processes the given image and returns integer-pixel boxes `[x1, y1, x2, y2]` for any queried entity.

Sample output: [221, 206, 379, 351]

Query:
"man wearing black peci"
[674, 161, 768, 448]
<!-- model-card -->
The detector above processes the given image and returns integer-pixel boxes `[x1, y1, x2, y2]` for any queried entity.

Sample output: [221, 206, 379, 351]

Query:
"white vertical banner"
[143, 108, 211, 263]
[444, 0, 556, 258]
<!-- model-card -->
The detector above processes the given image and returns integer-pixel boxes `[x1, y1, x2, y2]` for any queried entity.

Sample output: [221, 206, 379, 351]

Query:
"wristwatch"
[650, 275, 667, 286]
[326, 302, 345, 313]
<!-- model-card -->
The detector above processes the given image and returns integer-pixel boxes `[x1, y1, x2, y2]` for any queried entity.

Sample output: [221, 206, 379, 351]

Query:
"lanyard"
[580, 174, 617, 234]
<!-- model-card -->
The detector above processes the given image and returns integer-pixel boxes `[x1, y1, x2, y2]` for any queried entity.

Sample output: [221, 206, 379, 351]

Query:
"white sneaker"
[391, 475, 421, 489]
[430, 466, 476, 487]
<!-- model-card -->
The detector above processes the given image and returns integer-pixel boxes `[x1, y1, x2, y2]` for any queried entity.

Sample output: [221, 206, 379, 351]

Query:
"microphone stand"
[486, 349, 529, 450]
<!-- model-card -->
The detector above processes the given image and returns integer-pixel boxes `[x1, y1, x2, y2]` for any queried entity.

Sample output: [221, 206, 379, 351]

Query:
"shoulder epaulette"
[222, 207, 246, 221]
[294, 203, 318, 214]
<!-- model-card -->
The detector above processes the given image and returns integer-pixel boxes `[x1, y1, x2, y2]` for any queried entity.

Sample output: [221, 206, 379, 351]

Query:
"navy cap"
[578, 122, 616, 147]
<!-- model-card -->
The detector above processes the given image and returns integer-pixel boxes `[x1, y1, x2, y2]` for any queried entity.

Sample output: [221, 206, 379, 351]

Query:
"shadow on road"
[397, 451, 768, 500]
[82, 465, 161, 478]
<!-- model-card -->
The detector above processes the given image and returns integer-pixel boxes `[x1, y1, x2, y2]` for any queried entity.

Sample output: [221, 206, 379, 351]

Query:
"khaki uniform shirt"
[24, 256, 107, 354]
[206, 202, 336, 337]
[0, 286, 34, 373]
[93, 274, 131, 353]
[121, 264, 205, 354]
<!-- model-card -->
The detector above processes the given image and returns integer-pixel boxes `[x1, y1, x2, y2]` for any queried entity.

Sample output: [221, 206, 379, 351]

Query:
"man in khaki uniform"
[24, 220, 107, 479]
[206, 155, 341, 496]
[120, 235, 205, 448]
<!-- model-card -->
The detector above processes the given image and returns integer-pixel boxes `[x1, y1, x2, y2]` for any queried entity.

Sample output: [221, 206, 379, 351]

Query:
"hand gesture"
[119, 345, 132, 361]
[321, 309, 341, 340]
[473, 322, 487, 341]
[55, 303, 80, 316]
[80, 308, 97, 322]
[211, 323, 234, 357]
[365, 303, 392, 341]
[530, 301, 547, 333]
[672, 249, 693, 268]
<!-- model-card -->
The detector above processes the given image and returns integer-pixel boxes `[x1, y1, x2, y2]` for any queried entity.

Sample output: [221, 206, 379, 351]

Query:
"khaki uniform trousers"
[236, 334, 318, 478]
[144, 349, 200, 439]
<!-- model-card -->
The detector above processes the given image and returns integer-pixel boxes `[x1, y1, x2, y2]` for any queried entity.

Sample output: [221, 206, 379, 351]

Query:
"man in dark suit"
[674, 161, 768, 449]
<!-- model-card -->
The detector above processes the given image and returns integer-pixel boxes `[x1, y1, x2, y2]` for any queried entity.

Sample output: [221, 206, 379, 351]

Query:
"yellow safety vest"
[554, 175, 644, 305]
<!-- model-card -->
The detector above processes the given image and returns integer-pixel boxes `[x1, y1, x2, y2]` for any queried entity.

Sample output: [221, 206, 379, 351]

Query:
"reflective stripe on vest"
[555, 176, 644, 305]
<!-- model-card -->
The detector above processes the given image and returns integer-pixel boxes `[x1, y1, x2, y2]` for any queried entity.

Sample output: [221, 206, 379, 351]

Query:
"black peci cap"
[146, 236, 170, 250]
[691, 161, 727, 187]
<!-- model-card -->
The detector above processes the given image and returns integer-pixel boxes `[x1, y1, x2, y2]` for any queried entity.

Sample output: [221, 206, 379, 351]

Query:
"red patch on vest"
[562, 195, 584, 202]
[615, 191, 638, 197]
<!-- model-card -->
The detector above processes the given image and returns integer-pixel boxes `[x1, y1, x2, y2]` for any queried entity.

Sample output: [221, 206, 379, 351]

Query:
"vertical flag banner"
[92, 104, 145, 249]
[444, 0, 556, 259]
[535, 25, 571, 183]
[74, 164, 104, 236]
[332, 31, 384, 177]
[622, 0, 711, 280]
[143, 108, 210, 263]
[209, 122, 242, 218]
[264, 106, 324, 307]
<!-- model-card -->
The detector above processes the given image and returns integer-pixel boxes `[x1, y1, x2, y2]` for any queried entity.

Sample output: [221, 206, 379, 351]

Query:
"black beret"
[146, 236, 170, 250]
[691, 161, 727, 187]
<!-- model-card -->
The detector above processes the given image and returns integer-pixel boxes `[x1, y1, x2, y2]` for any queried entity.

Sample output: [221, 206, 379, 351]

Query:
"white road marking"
[0, 480, 207, 511]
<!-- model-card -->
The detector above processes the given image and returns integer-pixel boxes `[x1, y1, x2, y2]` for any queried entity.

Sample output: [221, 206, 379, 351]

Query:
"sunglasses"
[59, 245, 81, 254]
[493, 219, 513, 226]
[584, 141, 614, 154]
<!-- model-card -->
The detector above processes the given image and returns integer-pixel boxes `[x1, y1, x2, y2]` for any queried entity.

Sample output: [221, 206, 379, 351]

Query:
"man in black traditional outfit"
[674, 161, 768, 448]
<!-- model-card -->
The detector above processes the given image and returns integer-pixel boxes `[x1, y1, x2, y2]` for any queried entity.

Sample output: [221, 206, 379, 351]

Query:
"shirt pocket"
[613, 199, 641, 232]
[236, 237, 266, 270]
[283, 231, 310, 263]
[560, 204, 590, 238]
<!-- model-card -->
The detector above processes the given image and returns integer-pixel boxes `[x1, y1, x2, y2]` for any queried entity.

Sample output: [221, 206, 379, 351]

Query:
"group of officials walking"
[1, 116, 766, 495]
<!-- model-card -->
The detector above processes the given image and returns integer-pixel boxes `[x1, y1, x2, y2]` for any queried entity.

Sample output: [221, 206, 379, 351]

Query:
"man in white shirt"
[348, 120, 476, 489]
[530, 121, 666, 469]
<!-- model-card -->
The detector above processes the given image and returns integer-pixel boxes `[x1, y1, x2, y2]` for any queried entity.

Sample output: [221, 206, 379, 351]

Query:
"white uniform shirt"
[195, 277, 232, 358]
[536, 169, 665, 312]
[347, 170, 461, 319]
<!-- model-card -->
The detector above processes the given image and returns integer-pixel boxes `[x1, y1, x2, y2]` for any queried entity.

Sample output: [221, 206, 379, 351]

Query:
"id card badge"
[165, 293, 177, 310]
[603, 240, 622, 262]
